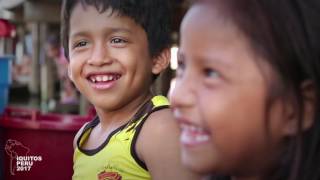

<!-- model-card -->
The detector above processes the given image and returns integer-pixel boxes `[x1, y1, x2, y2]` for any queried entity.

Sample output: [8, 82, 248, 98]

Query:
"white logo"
[5, 139, 43, 175]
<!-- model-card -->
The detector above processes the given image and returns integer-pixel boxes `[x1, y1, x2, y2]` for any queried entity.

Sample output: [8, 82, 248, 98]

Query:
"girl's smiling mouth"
[180, 122, 211, 147]
[173, 109, 211, 147]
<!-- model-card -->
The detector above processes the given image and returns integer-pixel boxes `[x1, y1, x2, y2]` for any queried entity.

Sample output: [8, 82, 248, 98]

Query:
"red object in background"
[0, 19, 15, 38]
[0, 107, 93, 180]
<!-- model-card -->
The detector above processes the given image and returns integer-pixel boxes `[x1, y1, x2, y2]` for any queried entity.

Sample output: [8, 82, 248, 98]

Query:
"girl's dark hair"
[194, 0, 320, 180]
[61, 0, 172, 59]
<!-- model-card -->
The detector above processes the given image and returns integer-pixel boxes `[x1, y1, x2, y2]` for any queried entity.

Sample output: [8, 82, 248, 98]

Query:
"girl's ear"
[152, 48, 170, 75]
[283, 80, 316, 136]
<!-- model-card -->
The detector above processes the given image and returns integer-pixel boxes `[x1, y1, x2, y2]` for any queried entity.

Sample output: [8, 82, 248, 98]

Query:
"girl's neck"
[231, 172, 274, 180]
[232, 177, 260, 180]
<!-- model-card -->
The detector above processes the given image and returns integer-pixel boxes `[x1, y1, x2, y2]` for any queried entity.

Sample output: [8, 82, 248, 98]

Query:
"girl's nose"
[169, 75, 196, 108]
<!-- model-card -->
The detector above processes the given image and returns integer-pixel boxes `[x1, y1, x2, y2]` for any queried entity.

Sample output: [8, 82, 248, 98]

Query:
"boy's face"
[170, 4, 287, 176]
[68, 4, 155, 111]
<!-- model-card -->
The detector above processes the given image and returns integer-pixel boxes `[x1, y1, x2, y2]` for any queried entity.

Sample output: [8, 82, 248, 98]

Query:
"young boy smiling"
[61, 0, 200, 179]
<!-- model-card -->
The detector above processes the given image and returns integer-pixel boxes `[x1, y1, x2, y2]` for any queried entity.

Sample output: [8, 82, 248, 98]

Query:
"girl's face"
[170, 3, 288, 177]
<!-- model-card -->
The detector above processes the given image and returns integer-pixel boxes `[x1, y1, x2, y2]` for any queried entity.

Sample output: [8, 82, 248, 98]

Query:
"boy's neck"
[95, 91, 153, 130]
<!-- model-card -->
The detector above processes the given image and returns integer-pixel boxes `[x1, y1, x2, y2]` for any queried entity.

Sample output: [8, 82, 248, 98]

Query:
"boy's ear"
[283, 80, 316, 136]
[152, 48, 170, 75]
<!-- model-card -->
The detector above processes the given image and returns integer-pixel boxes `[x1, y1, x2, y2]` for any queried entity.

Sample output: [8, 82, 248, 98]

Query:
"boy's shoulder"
[73, 117, 98, 149]
[150, 95, 170, 107]
[147, 95, 172, 129]
[73, 122, 89, 149]
[135, 96, 200, 179]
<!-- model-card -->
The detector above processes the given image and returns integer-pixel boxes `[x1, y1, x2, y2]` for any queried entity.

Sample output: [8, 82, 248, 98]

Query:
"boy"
[61, 0, 200, 179]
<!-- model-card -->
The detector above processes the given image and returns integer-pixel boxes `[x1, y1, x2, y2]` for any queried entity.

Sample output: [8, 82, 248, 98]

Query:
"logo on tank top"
[98, 171, 122, 180]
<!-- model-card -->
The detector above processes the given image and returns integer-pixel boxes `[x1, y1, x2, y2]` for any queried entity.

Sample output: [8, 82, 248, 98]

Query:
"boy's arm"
[136, 109, 202, 180]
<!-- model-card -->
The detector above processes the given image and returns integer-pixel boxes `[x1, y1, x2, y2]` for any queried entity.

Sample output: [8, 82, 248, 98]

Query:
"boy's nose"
[87, 44, 113, 66]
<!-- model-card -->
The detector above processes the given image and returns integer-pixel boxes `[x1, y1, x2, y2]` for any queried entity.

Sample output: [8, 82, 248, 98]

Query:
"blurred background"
[0, 0, 188, 179]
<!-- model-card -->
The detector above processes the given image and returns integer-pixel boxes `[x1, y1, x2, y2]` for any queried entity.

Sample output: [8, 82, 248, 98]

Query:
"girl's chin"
[181, 149, 217, 175]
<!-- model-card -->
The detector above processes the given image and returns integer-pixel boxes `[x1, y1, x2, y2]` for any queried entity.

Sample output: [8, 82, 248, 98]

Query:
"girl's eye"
[74, 41, 88, 48]
[204, 68, 219, 78]
[176, 60, 185, 78]
[110, 38, 127, 44]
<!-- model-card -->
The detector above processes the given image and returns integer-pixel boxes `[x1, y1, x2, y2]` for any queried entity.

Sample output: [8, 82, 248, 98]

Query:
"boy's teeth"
[89, 74, 120, 83]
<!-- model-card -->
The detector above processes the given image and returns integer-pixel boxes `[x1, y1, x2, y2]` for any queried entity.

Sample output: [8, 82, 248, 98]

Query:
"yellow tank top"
[73, 96, 169, 180]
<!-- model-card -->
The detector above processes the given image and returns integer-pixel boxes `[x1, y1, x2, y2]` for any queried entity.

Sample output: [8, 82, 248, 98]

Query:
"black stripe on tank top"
[76, 116, 99, 149]
[130, 105, 170, 171]
[76, 117, 128, 156]
[76, 98, 153, 156]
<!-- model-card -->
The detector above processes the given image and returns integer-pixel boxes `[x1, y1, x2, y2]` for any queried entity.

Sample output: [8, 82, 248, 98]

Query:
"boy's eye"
[110, 38, 127, 44]
[204, 68, 219, 78]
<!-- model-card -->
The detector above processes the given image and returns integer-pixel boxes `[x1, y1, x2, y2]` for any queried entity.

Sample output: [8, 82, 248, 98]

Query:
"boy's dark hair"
[61, 0, 172, 59]
[193, 0, 320, 180]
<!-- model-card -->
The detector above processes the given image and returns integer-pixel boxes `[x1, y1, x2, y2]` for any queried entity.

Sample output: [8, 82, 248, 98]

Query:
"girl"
[170, 0, 320, 180]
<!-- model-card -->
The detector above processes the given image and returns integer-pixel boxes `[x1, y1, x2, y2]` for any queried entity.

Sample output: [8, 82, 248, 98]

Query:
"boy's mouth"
[87, 73, 121, 83]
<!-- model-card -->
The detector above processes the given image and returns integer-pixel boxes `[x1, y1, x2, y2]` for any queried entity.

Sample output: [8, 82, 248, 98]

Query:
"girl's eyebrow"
[200, 56, 231, 69]
[178, 50, 231, 69]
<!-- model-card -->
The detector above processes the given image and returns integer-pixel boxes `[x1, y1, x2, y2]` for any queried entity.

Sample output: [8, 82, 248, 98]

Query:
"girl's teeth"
[191, 126, 197, 131]
[181, 124, 205, 133]
[180, 124, 210, 145]
[196, 134, 209, 142]
[181, 130, 210, 144]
